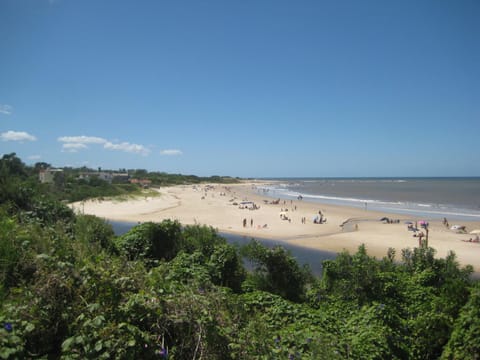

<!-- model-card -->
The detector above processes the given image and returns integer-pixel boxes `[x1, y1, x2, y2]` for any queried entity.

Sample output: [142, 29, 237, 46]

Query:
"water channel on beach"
[109, 220, 337, 276]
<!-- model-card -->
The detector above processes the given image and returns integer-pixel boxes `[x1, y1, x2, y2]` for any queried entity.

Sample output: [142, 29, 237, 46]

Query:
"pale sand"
[70, 182, 480, 272]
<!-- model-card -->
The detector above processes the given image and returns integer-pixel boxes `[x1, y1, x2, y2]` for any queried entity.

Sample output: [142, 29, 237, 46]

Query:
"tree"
[207, 243, 246, 292]
[74, 215, 115, 252]
[181, 224, 224, 257]
[33, 162, 51, 172]
[0, 153, 28, 178]
[321, 245, 385, 304]
[115, 220, 183, 263]
[441, 283, 480, 359]
[242, 240, 312, 302]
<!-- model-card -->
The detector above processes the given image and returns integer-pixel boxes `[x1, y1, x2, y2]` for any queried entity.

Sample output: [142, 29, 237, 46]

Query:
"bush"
[442, 283, 480, 359]
[0, 214, 36, 298]
[74, 215, 115, 253]
[241, 240, 312, 302]
[115, 220, 183, 264]
[207, 243, 246, 293]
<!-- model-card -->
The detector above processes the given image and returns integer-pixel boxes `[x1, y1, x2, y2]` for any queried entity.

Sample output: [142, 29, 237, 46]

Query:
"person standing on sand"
[443, 217, 449, 228]
[251, 218, 253, 227]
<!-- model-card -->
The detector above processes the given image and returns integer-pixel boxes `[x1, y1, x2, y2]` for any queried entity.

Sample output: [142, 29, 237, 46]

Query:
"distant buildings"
[39, 168, 64, 184]
[39, 168, 152, 187]
[129, 178, 152, 187]
[78, 172, 130, 184]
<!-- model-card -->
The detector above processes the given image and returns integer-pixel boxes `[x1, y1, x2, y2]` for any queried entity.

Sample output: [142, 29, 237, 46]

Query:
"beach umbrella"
[469, 229, 480, 234]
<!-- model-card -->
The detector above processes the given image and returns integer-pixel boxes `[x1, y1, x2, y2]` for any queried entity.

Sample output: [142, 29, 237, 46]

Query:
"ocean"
[258, 177, 480, 221]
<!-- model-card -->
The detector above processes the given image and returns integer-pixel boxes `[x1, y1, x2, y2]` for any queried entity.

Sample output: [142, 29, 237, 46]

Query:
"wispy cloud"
[28, 155, 42, 160]
[160, 149, 183, 156]
[1, 130, 37, 142]
[61, 143, 88, 153]
[58, 135, 150, 156]
[104, 141, 150, 156]
[58, 135, 107, 144]
[0, 104, 13, 115]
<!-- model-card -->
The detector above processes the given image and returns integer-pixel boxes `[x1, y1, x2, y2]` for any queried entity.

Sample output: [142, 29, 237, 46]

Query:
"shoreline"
[255, 179, 480, 222]
[70, 181, 480, 273]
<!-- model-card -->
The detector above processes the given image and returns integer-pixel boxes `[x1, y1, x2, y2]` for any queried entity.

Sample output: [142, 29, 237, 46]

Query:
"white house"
[39, 169, 63, 184]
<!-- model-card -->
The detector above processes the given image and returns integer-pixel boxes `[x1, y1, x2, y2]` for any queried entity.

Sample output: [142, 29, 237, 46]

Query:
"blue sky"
[1, 0, 479, 177]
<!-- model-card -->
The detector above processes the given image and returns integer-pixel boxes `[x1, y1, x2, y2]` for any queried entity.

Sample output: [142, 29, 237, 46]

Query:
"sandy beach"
[70, 182, 480, 272]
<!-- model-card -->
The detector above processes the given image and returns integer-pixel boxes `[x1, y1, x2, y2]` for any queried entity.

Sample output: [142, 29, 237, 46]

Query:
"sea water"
[258, 177, 480, 221]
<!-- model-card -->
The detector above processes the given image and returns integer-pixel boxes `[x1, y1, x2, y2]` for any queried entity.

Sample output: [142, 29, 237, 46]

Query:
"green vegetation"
[1, 154, 479, 359]
[128, 169, 239, 186]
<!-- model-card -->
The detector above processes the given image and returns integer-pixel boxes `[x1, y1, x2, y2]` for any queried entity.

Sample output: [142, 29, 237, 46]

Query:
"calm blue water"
[109, 221, 336, 276]
[258, 177, 480, 221]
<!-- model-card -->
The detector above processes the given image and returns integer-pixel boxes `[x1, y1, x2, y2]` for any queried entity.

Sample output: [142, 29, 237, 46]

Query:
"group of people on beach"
[404, 220, 429, 247]
[462, 236, 480, 243]
[313, 210, 326, 224]
[243, 217, 268, 229]
[242, 218, 253, 228]
[382, 217, 400, 224]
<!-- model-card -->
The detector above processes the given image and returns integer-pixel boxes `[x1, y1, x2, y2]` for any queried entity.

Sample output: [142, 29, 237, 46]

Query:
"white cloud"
[58, 134, 150, 156]
[1, 130, 37, 142]
[28, 155, 42, 160]
[160, 149, 183, 156]
[0, 104, 12, 115]
[62, 143, 88, 153]
[58, 135, 107, 144]
[104, 141, 150, 156]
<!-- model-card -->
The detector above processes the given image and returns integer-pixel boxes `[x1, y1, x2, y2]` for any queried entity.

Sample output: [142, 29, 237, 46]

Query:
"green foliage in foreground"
[1, 210, 478, 359]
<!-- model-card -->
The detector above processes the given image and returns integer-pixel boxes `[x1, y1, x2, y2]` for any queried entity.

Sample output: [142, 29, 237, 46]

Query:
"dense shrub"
[74, 214, 116, 253]
[115, 220, 183, 263]
[0, 214, 35, 298]
[241, 239, 313, 302]
[442, 283, 480, 359]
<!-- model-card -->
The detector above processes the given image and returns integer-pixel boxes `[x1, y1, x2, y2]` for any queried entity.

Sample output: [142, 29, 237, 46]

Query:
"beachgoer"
[418, 232, 424, 247]
[443, 218, 449, 228]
